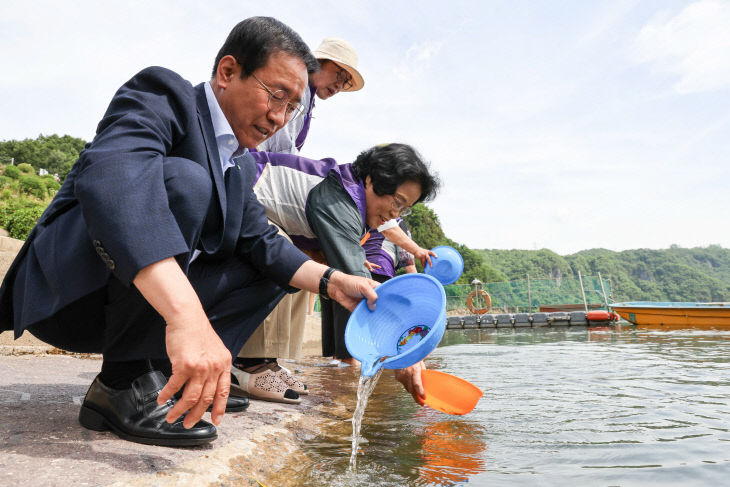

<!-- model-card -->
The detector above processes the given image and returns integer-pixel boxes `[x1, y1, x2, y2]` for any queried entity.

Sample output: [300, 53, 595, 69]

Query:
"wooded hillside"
[477, 246, 730, 303]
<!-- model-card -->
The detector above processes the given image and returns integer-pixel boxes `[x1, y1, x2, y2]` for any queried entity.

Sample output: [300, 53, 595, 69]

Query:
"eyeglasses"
[335, 66, 354, 91]
[252, 73, 305, 121]
[391, 194, 413, 217]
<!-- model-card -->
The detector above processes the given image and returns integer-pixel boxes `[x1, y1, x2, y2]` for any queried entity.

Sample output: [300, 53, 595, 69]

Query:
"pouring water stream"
[349, 356, 388, 470]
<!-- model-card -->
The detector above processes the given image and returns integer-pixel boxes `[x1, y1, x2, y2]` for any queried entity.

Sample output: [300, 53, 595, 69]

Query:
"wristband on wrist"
[319, 267, 337, 300]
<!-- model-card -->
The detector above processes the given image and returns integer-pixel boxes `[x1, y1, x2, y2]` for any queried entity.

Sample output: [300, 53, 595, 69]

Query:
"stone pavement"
[0, 234, 335, 486]
[0, 318, 326, 487]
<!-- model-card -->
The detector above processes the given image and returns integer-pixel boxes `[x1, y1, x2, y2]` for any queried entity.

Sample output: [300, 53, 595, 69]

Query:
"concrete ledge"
[0, 330, 56, 355]
[105, 413, 304, 487]
[0, 234, 23, 253]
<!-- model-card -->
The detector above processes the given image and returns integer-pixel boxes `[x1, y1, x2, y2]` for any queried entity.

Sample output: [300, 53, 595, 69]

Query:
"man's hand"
[157, 313, 232, 428]
[133, 257, 232, 428]
[327, 270, 379, 311]
[395, 360, 427, 405]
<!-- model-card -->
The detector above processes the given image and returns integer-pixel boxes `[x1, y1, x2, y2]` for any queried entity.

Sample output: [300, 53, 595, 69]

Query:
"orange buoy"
[587, 310, 610, 321]
[466, 290, 491, 314]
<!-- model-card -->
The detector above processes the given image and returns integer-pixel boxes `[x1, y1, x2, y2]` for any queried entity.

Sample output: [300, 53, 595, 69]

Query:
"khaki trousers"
[236, 289, 309, 359]
[236, 221, 308, 359]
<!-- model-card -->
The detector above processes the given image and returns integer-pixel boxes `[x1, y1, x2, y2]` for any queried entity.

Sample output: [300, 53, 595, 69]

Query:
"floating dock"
[446, 311, 618, 329]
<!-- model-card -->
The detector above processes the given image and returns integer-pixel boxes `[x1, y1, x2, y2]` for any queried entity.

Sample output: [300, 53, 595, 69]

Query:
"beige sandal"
[230, 364, 301, 404]
[268, 362, 308, 395]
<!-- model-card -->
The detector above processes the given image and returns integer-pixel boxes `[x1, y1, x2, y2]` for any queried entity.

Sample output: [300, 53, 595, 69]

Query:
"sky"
[1, 0, 729, 255]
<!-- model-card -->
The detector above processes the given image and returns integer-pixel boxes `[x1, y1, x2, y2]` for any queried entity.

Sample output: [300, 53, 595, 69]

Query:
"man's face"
[364, 176, 422, 229]
[313, 60, 351, 100]
[215, 51, 307, 149]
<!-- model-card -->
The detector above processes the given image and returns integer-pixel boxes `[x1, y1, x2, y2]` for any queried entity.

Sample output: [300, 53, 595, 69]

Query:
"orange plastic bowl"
[421, 369, 483, 415]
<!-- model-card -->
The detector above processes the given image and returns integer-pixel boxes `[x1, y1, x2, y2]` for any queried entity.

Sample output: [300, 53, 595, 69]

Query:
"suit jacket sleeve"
[73, 67, 198, 285]
[234, 158, 310, 290]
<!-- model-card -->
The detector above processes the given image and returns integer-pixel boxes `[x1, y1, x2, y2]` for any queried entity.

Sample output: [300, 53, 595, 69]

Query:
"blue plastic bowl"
[424, 246, 464, 285]
[345, 273, 446, 377]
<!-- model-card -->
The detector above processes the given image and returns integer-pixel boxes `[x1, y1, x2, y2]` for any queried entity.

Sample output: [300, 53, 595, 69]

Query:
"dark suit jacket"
[0, 67, 309, 338]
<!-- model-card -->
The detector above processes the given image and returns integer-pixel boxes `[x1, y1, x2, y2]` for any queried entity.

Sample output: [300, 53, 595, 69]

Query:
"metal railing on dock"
[446, 311, 616, 329]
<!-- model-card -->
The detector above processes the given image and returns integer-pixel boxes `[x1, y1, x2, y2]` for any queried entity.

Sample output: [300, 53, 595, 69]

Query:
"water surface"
[267, 326, 730, 486]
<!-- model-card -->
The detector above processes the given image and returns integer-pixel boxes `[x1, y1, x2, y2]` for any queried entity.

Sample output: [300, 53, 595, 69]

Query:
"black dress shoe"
[79, 371, 217, 447]
[173, 387, 250, 412]
[207, 394, 249, 412]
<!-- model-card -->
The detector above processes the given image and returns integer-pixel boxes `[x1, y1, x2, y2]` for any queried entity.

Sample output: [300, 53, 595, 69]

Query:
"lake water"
[266, 326, 730, 486]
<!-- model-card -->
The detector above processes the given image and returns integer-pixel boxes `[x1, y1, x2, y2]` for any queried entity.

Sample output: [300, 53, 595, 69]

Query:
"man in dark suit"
[0, 17, 378, 447]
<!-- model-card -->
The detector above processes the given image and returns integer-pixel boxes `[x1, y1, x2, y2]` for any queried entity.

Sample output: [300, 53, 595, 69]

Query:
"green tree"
[0, 162, 56, 238]
[42, 175, 61, 192]
[3, 165, 21, 179]
[404, 203, 445, 250]
[4, 203, 45, 240]
[17, 163, 34, 174]
[0, 134, 86, 181]
[44, 149, 75, 177]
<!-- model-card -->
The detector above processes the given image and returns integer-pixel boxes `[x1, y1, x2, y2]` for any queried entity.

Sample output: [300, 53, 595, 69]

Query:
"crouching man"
[0, 16, 378, 447]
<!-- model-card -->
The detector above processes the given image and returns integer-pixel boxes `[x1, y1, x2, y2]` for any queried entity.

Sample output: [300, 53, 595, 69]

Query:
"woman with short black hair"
[230, 143, 440, 402]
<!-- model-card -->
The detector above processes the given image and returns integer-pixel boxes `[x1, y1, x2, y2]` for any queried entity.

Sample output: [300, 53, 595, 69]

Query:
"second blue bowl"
[424, 245, 464, 285]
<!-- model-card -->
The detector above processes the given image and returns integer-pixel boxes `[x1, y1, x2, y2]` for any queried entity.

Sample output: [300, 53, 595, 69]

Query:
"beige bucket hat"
[312, 37, 364, 92]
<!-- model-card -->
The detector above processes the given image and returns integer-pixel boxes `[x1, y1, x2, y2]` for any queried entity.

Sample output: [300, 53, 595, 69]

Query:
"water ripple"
[275, 327, 730, 486]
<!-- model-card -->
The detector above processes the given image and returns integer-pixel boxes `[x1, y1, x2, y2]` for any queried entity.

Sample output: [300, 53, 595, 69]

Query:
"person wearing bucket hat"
[258, 37, 363, 155]
[235, 38, 364, 398]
